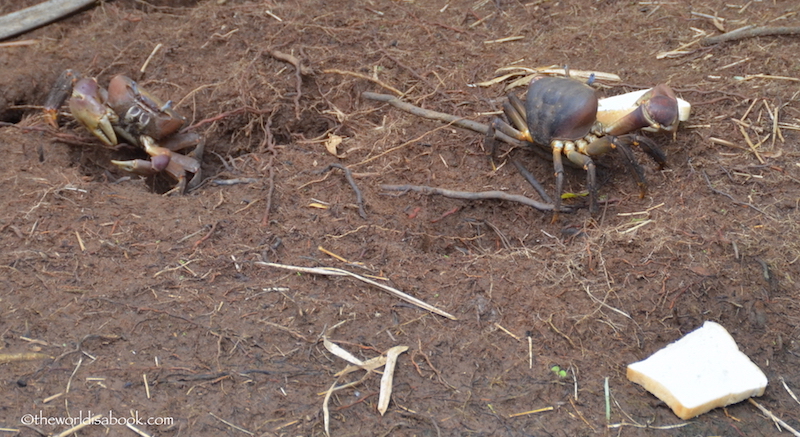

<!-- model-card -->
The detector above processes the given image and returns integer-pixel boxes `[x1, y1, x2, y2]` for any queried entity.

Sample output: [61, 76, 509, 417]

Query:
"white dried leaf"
[323, 337, 364, 366]
[377, 345, 409, 415]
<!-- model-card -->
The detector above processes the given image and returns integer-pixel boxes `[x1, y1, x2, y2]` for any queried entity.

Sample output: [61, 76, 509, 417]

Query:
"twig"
[316, 164, 367, 219]
[382, 184, 560, 213]
[607, 422, 691, 430]
[325, 69, 404, 96]
[143, 374, 151, 399]
[0, 0, 96, 40]
[260, 114, 277, 226]
[212, 178, 259, 186]
[781, 377, 800, 406]
[256, 262, 457, 320]
[181, 106, 270, 133]
[126, 423, 154, 437]
[508, 406, 554, 417]
[193, 221, 219, 249]
[269, 50, 308, 119]
[542, 315, 577, 348]
[736, 123, 765, 164]
[0, 352, 50, 363]
[363, 91, 489, 135]
[374, 38, 447, 99]
[702, 25, 800, 45]
[209, 412, 254, 436]
[269, 49, 314, 75]
[140, 43, 163, 73]
[51, 414, 102, 437]
[748, 398, 800, 436]
[353, 123, 460, 168]
[0, 39, 39, 48]
[700, 170, 769, 215]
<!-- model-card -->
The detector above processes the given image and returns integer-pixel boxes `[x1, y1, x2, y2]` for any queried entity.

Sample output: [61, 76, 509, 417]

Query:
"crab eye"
[125, 106, 142, 123]
[137, 112, 152, 130]
[125, 106, 152, 131]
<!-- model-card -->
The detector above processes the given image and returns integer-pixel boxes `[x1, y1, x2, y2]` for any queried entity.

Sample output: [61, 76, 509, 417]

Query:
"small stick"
[325, 69, 404, 96]
[363, 91, 489, 134]
[269, 49, 313, 76]
[508, 406, 553, 417]
[0, 352, 50, 363]
[429, 206, 460, 223]
[212, 178, 259, 185]
[52, 414, 102, 437]
[527, 336, 533, 369]
[65, 357, 82, 393]
[0, 39, 39, 48]
[126, 423, 154, 437]
[256, 262, 457, 320]
[260, 114, 277, 226]
[374, 38, 447, 99]
[140, 43, 163, 73]
[75, 230, 85, 252]
[353, 123, 461, 168]
[316, 163, 367, 219]
[493, 322, 521, 341]
[0, 0, 96, 40]
[701, 170, 769, 215]
[209, 412, 254, 436]
[43, 392, 63, 403]
[382, 184, 559, 213]
[570, 398, 596, 432]
[748, 398, 800, 436]
[781, 377, 800, 405]
[143, 374, 151, 399]
[604, 377, 611, 424]
[192, 221, 219, 249]
[269, 50, 306, 119]
[736, 124, 765, 164]
[702, 25, 800, 45]
[484, 36, 524, 44]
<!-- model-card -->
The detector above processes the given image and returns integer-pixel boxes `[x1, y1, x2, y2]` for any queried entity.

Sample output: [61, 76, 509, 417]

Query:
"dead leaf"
[325, 134, 345, 158]
[377, 345, 409, 415]
[323, 337, 364, 366]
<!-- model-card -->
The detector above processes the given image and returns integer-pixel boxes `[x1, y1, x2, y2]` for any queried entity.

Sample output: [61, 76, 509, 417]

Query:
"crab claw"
[637, 84, 680, 132]
[599, 84, 680, 136]
[68, 78, 119, 146]
[142, 135, 201, 194]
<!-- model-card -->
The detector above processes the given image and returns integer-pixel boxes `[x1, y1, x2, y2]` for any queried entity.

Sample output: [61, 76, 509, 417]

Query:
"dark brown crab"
[489, 75, 680, 220]
[45, 70, 203, 194]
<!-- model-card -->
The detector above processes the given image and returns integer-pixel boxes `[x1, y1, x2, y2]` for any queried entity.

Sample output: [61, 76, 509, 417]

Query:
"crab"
[44, 69, 203, 194]
[489, 75, 683, 219]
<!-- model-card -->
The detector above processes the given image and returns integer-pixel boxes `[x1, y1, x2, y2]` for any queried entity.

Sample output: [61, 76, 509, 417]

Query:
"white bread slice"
[627, 321, 767, 420]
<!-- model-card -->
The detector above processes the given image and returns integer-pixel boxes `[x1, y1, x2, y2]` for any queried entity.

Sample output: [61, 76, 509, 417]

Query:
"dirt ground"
[1, 0, 800, 435]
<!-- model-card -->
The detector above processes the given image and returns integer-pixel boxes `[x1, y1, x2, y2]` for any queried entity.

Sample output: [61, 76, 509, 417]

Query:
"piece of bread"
[627, 321, 768, 420]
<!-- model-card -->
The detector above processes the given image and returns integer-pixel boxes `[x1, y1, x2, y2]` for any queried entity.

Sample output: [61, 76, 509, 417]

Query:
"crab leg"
[503, 95, 529, 135]
[614, 140, 648, 198]
[43, 69, 81, 128]
[551, 141, 566, 222]
[563, 143, 598, 213]
[111, 157, 170, 176]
